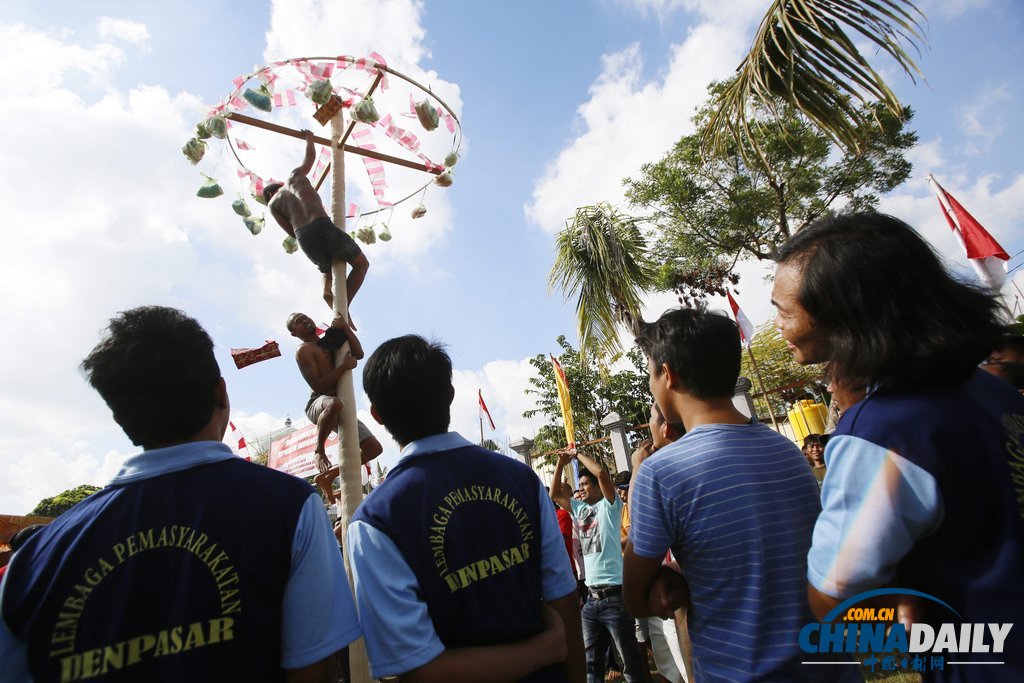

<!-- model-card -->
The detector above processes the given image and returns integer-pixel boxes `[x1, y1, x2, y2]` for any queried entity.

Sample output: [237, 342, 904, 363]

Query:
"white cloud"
[525, 8, 762, 233]
[97, 17, 151, 48]
[920, 0, 992, 19]
[957, 83, 1011, 155]
[0, 23, 124, 92]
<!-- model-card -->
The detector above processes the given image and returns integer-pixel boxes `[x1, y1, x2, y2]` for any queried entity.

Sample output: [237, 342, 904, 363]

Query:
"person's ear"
[661, 362, 683, 390]
[447, 383, 455, 406]
[214, 377, 229, 411]
[370, 404, 384, 425]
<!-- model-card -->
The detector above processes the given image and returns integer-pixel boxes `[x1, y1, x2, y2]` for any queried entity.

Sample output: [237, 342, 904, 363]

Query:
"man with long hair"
[773, 213, 1024, 677]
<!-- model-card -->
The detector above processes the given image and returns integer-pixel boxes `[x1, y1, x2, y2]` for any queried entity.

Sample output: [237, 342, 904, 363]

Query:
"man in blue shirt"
[348, 334, 584, 682]
[550, 450, 650, 683]
[774, 213, 1024, 681]
[624, 307, 842, 682]
[0, 306, 361, 682]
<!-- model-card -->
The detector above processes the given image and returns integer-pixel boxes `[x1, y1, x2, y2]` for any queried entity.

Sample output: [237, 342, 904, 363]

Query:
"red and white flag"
[726, 291, 754, 347]
[229, 421, 250, 460]
[928, 174, 1009, 291]
[478, 389, 496, 431]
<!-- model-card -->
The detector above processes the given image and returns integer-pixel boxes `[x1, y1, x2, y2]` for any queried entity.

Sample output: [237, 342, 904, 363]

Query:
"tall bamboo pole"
[329, 114, 372, 683]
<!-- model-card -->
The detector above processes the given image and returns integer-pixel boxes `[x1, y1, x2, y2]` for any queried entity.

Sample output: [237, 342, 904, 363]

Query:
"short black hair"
[636, 307, 741, 398]
[262, 183, 284, 203]
[81, 306, 221, 448]
[578, 469, 599, 487]
[775, 212, 1006, 391]
[803, 433, 825, 448]
[613, 471, 631, 487]
[362, 335, 452, 446]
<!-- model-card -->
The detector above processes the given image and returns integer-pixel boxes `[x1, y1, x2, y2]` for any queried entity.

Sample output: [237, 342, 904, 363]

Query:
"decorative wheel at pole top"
[182, 53, 462, 249]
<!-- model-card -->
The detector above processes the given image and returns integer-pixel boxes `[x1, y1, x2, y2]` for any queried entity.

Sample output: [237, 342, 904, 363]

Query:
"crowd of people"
[1, 192, 1022, 681]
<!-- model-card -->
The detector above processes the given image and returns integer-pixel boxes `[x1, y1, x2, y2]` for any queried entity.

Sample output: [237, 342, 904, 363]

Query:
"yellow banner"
[550, 355, 576, 449]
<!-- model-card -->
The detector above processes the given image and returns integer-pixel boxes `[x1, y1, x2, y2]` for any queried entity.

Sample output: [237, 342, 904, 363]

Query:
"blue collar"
[398, 432, 474, 464]
[109, 441, 237, 486]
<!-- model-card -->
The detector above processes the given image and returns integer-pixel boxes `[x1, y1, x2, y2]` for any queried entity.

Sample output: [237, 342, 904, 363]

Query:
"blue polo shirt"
[630, 422, 845, 682]
[0, 441, 361, 682]
[348, 432, 575, 679]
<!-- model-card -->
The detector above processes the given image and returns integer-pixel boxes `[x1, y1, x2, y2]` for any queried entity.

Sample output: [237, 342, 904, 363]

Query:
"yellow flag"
[550, 354, 576, 449]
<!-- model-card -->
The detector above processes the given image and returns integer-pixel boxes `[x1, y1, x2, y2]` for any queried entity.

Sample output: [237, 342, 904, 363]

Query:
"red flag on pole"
[229, 421, 250, 460]
[726, 291, 754, 347]
[478, 389, 496, 431]
[928, 174, 1008, 290]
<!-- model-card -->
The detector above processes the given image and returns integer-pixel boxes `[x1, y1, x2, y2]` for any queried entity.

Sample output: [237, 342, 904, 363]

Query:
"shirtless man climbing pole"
[287, 312, 382, 503]
[266, 130, 370, 313]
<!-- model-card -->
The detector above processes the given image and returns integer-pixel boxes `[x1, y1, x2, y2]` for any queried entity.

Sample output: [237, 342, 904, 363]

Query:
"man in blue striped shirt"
[624, 307, 845, 682]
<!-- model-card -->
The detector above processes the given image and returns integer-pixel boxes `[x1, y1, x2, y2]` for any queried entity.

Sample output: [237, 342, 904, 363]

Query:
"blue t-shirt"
[348, 432, 575, 680]
[808, 370, 1024, 681]
[0, 442, 361, 682]
[570, 495, 624, 587]
[630, 422, 843, 682]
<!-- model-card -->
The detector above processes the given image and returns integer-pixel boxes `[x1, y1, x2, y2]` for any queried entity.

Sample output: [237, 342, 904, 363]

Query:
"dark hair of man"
[775, 212, 1007, 392]
[362, 335, 452, 446]
[81, 306, 221, 448]
[262, 183, 284, 203]
[636, 307, 741, 399]
[578, 469, 599, 487]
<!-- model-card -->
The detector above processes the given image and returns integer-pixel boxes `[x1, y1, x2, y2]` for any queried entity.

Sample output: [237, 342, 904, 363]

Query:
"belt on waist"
[588, 584, 622, 600]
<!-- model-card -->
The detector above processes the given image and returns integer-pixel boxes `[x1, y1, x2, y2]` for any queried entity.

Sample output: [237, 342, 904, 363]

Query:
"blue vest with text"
[837, 370, 1024, 680]
[2, 457, 312, 682]
[353, 445, 565, 682]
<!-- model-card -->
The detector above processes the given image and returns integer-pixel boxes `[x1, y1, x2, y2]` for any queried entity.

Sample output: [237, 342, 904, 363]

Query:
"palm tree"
[703, 0, 925, 155]
[549, 203, 657, 359]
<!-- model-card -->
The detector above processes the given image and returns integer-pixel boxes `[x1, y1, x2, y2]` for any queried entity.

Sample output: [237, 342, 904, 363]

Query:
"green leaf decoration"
[182, 138, 207, 165]
[414, 99, 440, 131]
[232, 198, 251, 217]
[196, 173, 223, 198]
[243, 85, 273, 112]
[243, 216, 264, 235]
[351, 96, 380, 124]
[306, 79, 334, 105]
[204, 115, 228, 139]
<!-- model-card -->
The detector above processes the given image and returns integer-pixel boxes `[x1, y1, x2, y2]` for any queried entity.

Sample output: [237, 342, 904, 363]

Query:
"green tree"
[741, 323, 827, 418]
[703, 0, 925, 155]
[31, 484, 101, 517]
[524, 336, 653, 470]
[549, 203, 658, 359]
[626, 79, 916, 301]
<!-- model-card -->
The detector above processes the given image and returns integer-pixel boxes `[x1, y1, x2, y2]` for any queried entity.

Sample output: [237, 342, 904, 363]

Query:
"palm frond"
[703, 0, 926, 156]
[548, 204, 656, 359]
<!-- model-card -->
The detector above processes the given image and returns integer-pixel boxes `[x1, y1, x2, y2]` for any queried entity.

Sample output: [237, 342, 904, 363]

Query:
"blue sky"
[1, 0, 1022, 513]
